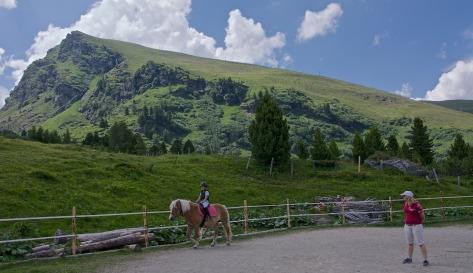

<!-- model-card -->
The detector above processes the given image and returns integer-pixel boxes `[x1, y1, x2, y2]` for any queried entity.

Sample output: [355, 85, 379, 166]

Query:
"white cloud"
[394, 82, 412, 98]
[215, 9, 285, 67]
[297, 3, 343, 42]
[436, 42, 447, 60]
[425, 59, 473, 101]
[0, 85, 10, 108]
[0, 47, 6, 75]
[0, 0, 16, 9]
[372, 31, 389, 46]
[4, 0, 287, 85]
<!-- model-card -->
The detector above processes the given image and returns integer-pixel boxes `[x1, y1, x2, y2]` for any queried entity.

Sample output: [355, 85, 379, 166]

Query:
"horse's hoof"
[226, 242, 231, 246]
[210, 243, 215, 247]
[193, 245, 198, 249]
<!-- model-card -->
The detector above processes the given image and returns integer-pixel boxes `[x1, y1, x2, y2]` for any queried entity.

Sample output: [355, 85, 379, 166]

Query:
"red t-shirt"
[403, 202, 423, 225]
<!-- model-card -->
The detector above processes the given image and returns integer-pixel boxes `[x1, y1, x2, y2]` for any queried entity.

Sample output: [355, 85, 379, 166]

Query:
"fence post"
[71, 206, 78, 255]
[457, 176, 461, 187]
[389, 196, 393, 222]
[270, 157, 275, 176]
[440, 191, 445, 220]
[341, 197, 346, 225]
[243, 200, 249, 234]
[433, 169, 440, 184]
[358, 156, 361, 174]
[143, 205, 149, 248]
[246, 155, 251, 170]
[286, 198, 291, 228]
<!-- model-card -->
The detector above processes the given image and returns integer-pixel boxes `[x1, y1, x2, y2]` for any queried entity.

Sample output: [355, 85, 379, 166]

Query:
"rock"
[365, 158, 429, 177]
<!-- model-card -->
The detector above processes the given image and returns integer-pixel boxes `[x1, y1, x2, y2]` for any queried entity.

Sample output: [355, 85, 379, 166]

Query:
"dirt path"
[102, 226, 473, 273]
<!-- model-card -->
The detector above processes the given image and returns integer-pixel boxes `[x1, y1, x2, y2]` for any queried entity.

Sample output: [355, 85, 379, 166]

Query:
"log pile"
[316, 196, 388, 224]
[27, 227, 154, 258]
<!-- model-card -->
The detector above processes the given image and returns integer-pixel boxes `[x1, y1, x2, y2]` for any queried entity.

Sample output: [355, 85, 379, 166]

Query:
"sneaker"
[403, 258, 412, 264]
[423, 260, 429, 266]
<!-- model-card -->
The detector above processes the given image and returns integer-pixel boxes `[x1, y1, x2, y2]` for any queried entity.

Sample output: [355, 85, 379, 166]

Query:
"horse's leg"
[187, 225, 197, 247]
[223, 221, 231, 246]
[210, 224, 218, 247]
[193, 227, 201, 249]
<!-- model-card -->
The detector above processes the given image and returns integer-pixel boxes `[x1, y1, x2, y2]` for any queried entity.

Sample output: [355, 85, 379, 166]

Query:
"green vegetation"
[2, 31, 473, 154]
[425, 99, 473, 114]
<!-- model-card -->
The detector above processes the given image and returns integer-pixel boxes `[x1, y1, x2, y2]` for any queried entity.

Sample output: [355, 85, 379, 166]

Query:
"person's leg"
[403, 225, 414, 263]
[414, 225, 428, 263]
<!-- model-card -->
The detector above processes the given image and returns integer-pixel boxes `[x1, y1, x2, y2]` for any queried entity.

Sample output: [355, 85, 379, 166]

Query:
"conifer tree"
[183, 139, 195, 154]
[364, 127, 385, 156]
[160, 141, 168, 154]
[63, 130, 72, 144]
[386, 135, 400, 156]
[248, 91, 290, 165]
[447, 133, 470, 160]
[295, 140, 309, 159]
[352, 133, 366, 163]
[328, 140, 341, 160]
[407, 117, 434, 165]
[310, 129, 331, 160]
[400, 142, 411, 160]
[170, 139, 183, 154]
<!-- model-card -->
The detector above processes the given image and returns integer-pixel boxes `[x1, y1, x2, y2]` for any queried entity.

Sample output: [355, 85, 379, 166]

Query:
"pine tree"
[328, 140, 341, 160]
[159, 141, 168, 154]
[42, 129, 50, 143]
[400, 142, 411, 160]
[36, 127, 44, 142]
[132, 134, 147, 155]
[50, 130, 61, 143]
[352, 133, 366, 163]
[295, 140, 309, 160]
[21, 130, 27, 137]
[386, 135, 400, 156]
[364, 127, 385, 156]
[63, 130, 72, 144]
[170, 139, 183, 154]
[108, 122, 134, 153]
[310, 129, 331, 160]
[27, 126, 37, 140]
[149, 144, 160, 156]
[447, 133, 470, 160]
[83, 132, 94, 145]
[407, 117, 434, 165]
[248, 91, 290, 165]
[183, 139, 195, 154]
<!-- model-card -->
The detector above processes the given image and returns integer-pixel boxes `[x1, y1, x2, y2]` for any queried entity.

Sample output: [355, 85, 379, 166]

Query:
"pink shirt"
[403, 202, 423, 225]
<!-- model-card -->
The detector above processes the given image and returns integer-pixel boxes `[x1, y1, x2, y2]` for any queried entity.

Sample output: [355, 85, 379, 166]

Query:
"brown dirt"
[101, 225, 473, 273]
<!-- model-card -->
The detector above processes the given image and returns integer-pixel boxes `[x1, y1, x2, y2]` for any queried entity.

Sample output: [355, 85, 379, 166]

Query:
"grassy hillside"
[1, 137, 472, 237]
[425, 100, 473, 114]
[1, 31, 473, 155]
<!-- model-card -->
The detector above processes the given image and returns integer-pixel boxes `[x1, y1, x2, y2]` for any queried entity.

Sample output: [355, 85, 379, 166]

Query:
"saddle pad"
[199, 205, 218, 217]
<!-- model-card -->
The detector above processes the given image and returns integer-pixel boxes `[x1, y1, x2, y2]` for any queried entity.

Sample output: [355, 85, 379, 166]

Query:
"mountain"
[1, 31, 472, 154]
[424, 100, 473, 114]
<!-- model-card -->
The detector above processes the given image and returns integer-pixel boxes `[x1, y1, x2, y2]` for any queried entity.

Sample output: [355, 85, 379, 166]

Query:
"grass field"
[1, 136, 472, 237]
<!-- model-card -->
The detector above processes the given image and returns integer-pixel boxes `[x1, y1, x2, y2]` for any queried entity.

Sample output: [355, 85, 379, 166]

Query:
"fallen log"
[78, 233, 154, 253]
[32, 244, 50, 253]
[26, 249, 56, 259]
[78, 228, 145, 243]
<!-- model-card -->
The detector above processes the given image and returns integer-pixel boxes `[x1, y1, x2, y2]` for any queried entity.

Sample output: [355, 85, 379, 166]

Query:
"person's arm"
[417, 203, 425, 223]
[196, 193, 202, 203]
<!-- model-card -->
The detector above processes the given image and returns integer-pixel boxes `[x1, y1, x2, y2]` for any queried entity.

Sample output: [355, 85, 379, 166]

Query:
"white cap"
[400, 191, 414, 198]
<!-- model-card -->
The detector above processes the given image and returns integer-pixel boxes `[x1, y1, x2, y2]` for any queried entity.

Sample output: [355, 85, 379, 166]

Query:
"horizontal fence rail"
[1, 195, 472, 246]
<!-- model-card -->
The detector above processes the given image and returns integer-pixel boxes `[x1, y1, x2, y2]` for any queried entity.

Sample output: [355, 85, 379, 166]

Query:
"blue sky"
[1, 0, 473, 107]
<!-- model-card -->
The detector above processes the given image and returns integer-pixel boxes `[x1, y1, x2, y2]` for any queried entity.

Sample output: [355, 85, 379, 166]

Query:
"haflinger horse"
[169, 199, 232, 248]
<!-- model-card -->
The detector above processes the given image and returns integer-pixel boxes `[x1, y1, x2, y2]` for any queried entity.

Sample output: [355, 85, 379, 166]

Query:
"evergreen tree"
[27, 126, 37, 140]
[364, 127, 385, 156]
[149, 144, 160, 156]
[170, 139, 183, 154]
[310, 129, 331, 160]
[42, 129, 50, 143]
[248, 91, 290, 165]
[183, 139, 195, 154]
[108, 122, 134, 153]
[328, 140, 341, 160]
[407, 117, 434, 165]
[83, 132, 94, 145]
[36, 127, 44, 142]
[63, 130, 72, 144]
[132, 134, 147, 155]
[352, 133, 366, 163]
[400, 142, 411, 160]
[447, 134, 470, 160]
[99, 119, 109, 129]
[21, 130, 27, 137]
[386, 135, 400, 156]
[49, 130, 61, 144]
[295, 140, 309, 159]
[159, 141, 168, 154]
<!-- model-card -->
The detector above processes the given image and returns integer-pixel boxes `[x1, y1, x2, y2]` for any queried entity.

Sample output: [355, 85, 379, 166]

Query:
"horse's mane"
[170, 199, 191, 213]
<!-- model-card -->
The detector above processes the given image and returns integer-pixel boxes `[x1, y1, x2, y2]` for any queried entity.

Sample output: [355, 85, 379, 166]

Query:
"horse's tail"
[222, 205, 232, 244]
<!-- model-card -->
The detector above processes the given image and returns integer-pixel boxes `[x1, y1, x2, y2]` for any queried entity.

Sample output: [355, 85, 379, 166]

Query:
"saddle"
[198, 204, 218, 217]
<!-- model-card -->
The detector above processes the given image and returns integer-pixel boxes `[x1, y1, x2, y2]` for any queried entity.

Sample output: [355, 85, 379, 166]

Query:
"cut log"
[32, 244, 50, 253]
[78, 228, 145, 243]
[27, 249, 56, 258]
[78, 233, 154, 253]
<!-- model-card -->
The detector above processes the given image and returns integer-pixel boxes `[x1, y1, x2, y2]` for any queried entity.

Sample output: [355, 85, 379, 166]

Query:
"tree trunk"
[78, 233, 154, 253]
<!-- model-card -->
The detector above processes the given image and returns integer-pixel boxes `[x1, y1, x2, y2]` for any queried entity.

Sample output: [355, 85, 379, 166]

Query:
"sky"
[1, 0, 473, 108]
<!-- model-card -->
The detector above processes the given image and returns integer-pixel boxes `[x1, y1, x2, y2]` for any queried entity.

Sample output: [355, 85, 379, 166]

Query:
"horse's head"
[169, 199, 190, 221]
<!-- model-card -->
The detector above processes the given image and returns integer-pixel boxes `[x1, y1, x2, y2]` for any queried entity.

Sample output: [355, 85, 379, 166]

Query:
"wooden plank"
[243, 200, 249, 234]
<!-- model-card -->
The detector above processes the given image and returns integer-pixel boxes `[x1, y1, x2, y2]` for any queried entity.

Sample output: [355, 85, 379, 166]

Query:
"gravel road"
[102, 226, 473, 273]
